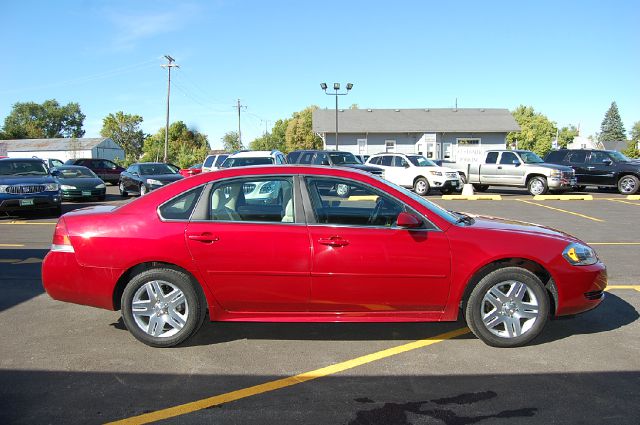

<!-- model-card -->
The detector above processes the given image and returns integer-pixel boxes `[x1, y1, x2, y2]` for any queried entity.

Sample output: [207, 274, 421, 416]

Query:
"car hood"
[464, 214, 579, 242]
[0, 175, 56, 185]
[142, 174, 184, 183]
[341, 164, 384, 173]
[57, 177, 104, 188]
[530, 163, 574, 172]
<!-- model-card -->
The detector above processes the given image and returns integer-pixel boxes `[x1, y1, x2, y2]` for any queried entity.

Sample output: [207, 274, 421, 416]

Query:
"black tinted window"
[299, 152, 314, 164]
[380, 156, 393, 166]
[545, 150, 566, 163]
[567, 151, 587, 164]
[588, 152, 609, 164]
[159, 186, 204, 220]
[499, 152, 519, 164]
[485, 152, 499, 164]
[286, 152, 301, 163]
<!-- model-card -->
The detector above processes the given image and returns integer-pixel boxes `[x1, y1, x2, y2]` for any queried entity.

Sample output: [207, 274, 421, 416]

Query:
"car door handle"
[587, 166, 595, 170]
[187, 233, 219, 243]
[497, 166, 502, 169]
[318, 236, 349, 247]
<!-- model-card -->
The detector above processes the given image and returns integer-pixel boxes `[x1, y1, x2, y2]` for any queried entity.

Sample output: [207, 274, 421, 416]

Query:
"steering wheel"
[368, 198, 384, 225]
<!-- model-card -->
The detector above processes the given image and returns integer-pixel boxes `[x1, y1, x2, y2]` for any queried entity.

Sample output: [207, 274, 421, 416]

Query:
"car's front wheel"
[618, 175, 639, 195]
[119, 181, 129, 197]
[414, 177, 430, 196]
[121, 268, 205, 347]
[465, 267, 549, 348]
[527, 176, 548, 196]
[335, 183, 350, 198]
[140, 184, 148, 196]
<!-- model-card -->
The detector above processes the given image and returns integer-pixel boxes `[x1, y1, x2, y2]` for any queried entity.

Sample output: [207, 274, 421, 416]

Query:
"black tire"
[413, 177, 430, 196]
[575, 185, 586, 192]
[97, 195, 106, 201]
[527, 176, 548, 196]
[440, 187, 454, 195]
[121, 268, 206, 347]
[465, 267, 549, 348]
[472, 184, 489, 192]
[119, 181, 129, 198]
[617, 175, 639, 195]
[50, 206, 62, 217]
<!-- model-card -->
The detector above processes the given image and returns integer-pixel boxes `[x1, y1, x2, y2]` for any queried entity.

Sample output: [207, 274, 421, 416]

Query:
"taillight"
[51, 219, 74, 253]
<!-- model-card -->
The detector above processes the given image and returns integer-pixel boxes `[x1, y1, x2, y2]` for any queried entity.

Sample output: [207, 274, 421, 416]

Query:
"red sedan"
[42, 165, 606, 348]
[179, 163, 203, 178]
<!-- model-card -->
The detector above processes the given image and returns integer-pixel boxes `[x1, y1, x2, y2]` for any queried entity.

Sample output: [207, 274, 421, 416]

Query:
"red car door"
[185, 176, 311, 312]
[304, 177, 452, 312]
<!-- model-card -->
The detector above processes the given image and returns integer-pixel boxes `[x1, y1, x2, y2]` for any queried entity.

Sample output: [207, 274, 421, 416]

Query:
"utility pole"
[234, 99, 247, 147]
[161, 55, 179, 163]
[261, 119, 271, 137]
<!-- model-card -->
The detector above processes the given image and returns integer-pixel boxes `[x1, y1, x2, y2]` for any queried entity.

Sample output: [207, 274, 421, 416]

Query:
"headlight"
[429, 171, 442, 176]
[259, 182, 276, 194]
[95, 183, 106, 189]
[60, 185, 76, 190]
[550, 170, 562, 178]
[0, 185, 8, 193]
[146, 179, 163, 186]
[562, 242, 598, 266]
[45, 183, 59, 191]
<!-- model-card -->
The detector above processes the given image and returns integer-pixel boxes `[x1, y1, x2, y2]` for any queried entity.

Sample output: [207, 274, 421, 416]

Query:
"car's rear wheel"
[121, 268, 205, 347]
[119, 181, 129, 197]
[414, 177, 430, 196]
[618, 175, 639, 195]
[465, 267, 549, 348]
[527, 176, 548, 196]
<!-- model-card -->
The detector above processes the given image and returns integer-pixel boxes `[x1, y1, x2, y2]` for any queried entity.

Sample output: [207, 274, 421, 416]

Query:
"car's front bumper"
[548, 176, 577, 190]
[61, 188, 106, 200]
[0, 193, 61, 212]
[554, 261, 607, 316]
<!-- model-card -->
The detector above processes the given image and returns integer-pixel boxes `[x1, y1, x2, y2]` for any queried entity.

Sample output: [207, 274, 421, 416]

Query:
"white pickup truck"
[450, 150, 576, 195]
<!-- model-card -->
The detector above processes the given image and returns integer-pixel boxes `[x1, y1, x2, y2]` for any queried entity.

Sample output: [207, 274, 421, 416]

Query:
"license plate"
[19, 199, 34, 206]
[452, 181, 458, 187]
[82, 191, 92, 196]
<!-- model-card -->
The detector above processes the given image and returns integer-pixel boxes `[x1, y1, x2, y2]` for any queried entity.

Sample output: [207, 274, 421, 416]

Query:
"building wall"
[93, 146, 125, 161]
[6, 150, 92, 161]
[321, 132, 507, 162]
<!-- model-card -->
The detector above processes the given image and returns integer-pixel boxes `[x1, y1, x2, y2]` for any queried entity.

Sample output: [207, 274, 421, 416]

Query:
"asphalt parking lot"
[1, 185, 639, 424]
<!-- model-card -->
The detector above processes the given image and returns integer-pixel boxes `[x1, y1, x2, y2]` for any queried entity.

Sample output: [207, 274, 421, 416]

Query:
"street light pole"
[320, 82, 353, 150]
[161, 55, 179, 163]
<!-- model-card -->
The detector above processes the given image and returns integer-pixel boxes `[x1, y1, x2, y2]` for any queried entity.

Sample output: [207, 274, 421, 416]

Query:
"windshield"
[329, 152, 359, 165]
[56, 167, 97, 178]
[0, 160, 49, 176]
[407, 155, 437, 167]
[222, 157, 274, 167]
[608, 151, 630, 162]
[519, 151, 544, 163]
[139, 164, 178, 175]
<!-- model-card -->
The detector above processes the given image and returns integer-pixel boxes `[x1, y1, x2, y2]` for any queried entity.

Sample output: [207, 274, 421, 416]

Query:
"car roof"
[228, 150, 280, 158]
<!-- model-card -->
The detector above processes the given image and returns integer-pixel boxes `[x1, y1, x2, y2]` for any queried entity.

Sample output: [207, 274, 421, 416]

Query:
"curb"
[441, 195, 502, 200]
[533, 195, 594, 201]
[627, 195, 640, 200]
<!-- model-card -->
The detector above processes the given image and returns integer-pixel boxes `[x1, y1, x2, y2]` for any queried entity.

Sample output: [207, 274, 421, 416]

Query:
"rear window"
[223, 157, 274, 167]
[545, 150, 568, 163]
[485, 152, 499, 164]
[286, 151, 301, 163]
[567, 151, 587, 164]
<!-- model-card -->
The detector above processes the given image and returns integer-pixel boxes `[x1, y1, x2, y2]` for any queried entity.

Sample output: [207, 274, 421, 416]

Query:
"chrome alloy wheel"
[529, 179, 545, 195]
[415, 180, 428, 194]
[480, 280, 539, 338]
[131, 280, 189, 338]
[619, 176, 637, 194]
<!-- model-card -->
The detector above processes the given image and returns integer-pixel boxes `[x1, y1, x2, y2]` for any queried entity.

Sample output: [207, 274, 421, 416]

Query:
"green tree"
[598, 101, 626, 142]
[2, 99, 85, 139]
[630, 121, 640, 142]
[558, 125, 579, 149]
[100, 112, 145, 165]
[222, 131, 243, 151]
[142, 121, 209, 168]
[622, 121, 640, 158]
[285, 106, 323, 152]
[249, 118, 290, 152]
[506, 105, 556, 157]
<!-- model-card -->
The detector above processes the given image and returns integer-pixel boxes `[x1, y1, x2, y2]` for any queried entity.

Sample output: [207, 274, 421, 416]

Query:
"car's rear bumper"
[42, 251, 116, 310]
[554, 261, 607, 316]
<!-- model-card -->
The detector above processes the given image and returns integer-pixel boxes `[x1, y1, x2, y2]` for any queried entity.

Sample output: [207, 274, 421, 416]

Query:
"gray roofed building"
[0, 138, 125, 162]
[312, 107, 519, 163]
[601, 140, 631, 152]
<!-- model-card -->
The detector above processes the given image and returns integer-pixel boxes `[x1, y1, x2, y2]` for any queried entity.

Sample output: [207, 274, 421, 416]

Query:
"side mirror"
[396, 212, 422, 228]
[51, 170, 60, 176]
[404, 163, 410, 168]
[513, 160, 521, 166]
[603, 159, 613, 166]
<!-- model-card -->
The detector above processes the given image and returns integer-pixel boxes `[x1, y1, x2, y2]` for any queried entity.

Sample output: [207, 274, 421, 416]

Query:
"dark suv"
[0, 158, 62, 216]
[544, 149, 640, 194]
[65, 158, 125, 185]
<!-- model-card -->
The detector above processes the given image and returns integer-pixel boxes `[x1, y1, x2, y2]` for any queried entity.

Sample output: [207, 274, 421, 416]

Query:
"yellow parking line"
[606, 285, 640, 292]
[516, 200, 604, 222]
[0, 244, 24, 247]
[608, 199, 640, 206]
[106, 327, 470, 425]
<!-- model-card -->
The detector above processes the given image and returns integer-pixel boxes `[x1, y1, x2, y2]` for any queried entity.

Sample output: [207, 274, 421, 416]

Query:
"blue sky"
[2, 0, 639, 149]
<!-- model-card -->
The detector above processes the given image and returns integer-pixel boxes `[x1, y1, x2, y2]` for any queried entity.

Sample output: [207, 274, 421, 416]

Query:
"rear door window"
[485, 152, 499, 164]
[568, 151, 587, 164]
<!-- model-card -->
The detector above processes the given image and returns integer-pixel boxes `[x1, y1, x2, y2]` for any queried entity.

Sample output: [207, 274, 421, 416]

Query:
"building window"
[357, 139, 367, 154]
[456, 138, 481, 146]
[385, 140, 396, 153]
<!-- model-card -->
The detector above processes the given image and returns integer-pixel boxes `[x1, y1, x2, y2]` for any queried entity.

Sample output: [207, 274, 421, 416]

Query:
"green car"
[51, 165, 107, 201]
